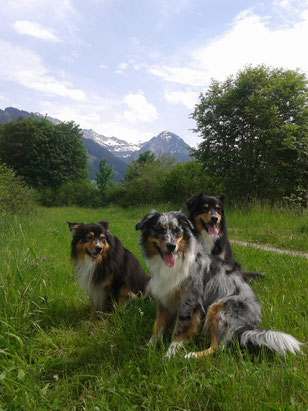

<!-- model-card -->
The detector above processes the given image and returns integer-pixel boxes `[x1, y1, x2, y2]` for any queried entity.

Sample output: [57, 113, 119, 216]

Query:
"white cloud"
[150, 66, 207, 87]
[115, 62, 129, 75]
[0, 39, 85, 100]
[164, 90, 199, 109]
[123, 91, 158, 123]
[4, 0, 76, 22]
[13, 20, 61, 42]
[149, 6, 308, 87]
[42, 104, 155, 143]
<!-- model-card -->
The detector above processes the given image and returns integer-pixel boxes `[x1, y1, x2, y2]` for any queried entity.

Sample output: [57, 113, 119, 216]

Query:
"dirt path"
[231, 240, 308, 260]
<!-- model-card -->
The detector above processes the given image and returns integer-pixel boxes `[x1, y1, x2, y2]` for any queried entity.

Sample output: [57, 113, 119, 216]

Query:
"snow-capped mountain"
[83, 129, 192, 163]
[0, 108, 192, 181]
[82, 129, 143, 162]
[130, 131, 191, 162]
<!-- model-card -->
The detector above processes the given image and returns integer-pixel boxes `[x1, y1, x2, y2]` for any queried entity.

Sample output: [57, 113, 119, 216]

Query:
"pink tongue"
[208, 225, 219, 237]
[163, 253, 176, 267]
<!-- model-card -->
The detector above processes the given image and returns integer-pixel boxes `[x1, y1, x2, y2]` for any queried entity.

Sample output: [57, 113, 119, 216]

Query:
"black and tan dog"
[187, 194, 264, 280]
[68, 220, 150, 312]
[136, 211, 302, 359]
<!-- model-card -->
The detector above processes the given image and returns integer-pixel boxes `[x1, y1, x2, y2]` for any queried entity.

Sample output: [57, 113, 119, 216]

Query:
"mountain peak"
[130, 130, 191, 162]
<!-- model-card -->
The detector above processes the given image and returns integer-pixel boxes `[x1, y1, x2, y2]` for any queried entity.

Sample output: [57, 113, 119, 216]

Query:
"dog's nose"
[211, 215, 218, 224]
[95, 245, 103, 253]
[166, 243, 176, 252]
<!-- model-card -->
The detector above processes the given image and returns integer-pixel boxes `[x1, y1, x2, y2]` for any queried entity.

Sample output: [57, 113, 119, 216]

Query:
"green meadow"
[0, 205, 307, 410]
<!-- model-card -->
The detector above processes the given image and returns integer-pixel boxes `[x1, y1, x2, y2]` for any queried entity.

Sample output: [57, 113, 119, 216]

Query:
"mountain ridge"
[0, 107, 192, 180]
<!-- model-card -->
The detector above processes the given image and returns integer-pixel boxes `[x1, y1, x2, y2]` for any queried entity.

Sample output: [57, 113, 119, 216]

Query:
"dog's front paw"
[165, 341, 185, 359]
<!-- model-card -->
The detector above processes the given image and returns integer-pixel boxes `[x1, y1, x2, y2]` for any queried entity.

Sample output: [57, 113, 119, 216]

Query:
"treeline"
[192, 65, 308, 206]
[103, 152, 221, 207]
[0, 118, 96, 213]
[0, 65, 307, 215]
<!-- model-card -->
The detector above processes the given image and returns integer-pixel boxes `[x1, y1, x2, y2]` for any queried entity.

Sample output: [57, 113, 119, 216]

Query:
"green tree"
[137, 150, 156, 165]
[0, 118, 88, 188]
[161, 161, 222, 203]
[96, 159, 115, 195]
[124, 151, 156, 182]
[192, 65, 308, 203]
[0, 162, 36, 215]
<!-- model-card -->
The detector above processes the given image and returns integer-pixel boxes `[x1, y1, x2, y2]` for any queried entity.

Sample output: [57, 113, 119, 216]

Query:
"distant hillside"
[0, 107, 127, 181]
[82, 129, 142, 163]
[0, 107, 61, 125]
[0, 107, 192, 182]
[82, 138, 127, 182]
[130, 130, 191, 162]
[83, 128, 192, 163]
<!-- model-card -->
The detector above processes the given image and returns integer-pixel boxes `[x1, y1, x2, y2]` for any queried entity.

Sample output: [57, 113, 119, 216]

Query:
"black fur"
[136, 211, 302, 358]
[68, 220, 150, 311]
[187, 194, 264, 280]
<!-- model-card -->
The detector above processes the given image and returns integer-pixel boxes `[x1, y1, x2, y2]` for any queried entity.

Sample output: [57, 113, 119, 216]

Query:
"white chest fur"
[146, 245, 196, 311]
[199, 229, 216, 255]
[75, 256, 107, 311]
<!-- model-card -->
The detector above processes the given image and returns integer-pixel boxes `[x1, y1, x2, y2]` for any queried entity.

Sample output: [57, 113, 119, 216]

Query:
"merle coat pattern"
[136, 211, 301, 359]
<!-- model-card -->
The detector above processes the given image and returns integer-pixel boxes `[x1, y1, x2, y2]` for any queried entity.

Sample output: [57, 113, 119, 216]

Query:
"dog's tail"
[242, 270, 265, 280]
[238, 327, 303, 355]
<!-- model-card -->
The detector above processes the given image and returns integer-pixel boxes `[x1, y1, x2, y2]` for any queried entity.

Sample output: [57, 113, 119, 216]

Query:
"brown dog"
[68, 220, 150, 312]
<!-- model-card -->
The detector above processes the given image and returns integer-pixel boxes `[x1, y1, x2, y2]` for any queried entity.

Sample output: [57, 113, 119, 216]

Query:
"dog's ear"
[98, 220, 110, 230]
[186, 193, 203, 214]
[67, 221, 81, 236]
[218, 196, 225, 205]
[174, 212, 194, 231]
[136, 210, 160, 231]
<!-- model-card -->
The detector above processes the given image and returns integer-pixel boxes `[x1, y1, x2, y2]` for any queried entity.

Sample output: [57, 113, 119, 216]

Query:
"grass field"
[0, 205, 307, 410]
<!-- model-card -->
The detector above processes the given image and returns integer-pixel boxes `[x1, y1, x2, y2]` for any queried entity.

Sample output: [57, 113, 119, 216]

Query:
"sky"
[0, 0, 308, 147]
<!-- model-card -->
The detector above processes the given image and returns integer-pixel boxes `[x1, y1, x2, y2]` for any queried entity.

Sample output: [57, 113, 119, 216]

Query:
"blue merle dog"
[136, 210, 302, 359]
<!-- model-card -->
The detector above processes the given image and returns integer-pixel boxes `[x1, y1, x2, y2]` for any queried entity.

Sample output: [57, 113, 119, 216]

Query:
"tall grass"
[225, 200, 308, 252]
[0, 206, 307, 410]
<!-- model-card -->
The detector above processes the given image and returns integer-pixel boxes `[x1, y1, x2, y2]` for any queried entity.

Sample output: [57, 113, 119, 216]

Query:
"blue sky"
[0, 0, 307, 146]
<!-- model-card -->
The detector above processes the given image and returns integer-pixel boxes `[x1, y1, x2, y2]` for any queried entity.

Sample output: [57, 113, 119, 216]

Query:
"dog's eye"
[154, 225, 165, 234]
[86, 235, 93, 241]
[215, 205, 221, 210]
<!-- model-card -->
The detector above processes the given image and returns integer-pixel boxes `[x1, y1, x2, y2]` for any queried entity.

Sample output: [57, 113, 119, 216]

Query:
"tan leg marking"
[173, 308, 202, 343]
[153, 305, 175, 340]
[185, 301, 226, 358]
[118, 286, 135, 306]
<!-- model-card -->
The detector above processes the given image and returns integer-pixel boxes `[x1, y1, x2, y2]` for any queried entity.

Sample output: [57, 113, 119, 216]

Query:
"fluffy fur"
[68, 220, 150, 312]
[136, 211, 302, 359]
[187, 194, 264, 280]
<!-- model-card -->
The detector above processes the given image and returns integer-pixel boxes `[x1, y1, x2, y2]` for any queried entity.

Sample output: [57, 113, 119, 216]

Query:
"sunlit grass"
[225, 201, 308, 252]
[0, 206, 307, 410]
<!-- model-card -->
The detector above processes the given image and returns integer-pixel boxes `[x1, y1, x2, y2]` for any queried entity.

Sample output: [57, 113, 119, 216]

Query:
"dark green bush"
[37, 180, 101, 207]
[0, 163, 37, 215]
[161, 161, 223, 203]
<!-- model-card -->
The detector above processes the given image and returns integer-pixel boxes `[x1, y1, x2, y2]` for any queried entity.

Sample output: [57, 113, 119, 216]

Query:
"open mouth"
[86, 250, 101, 259]
[201, 219, 219, 238]
[162, 252, 176, 267]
